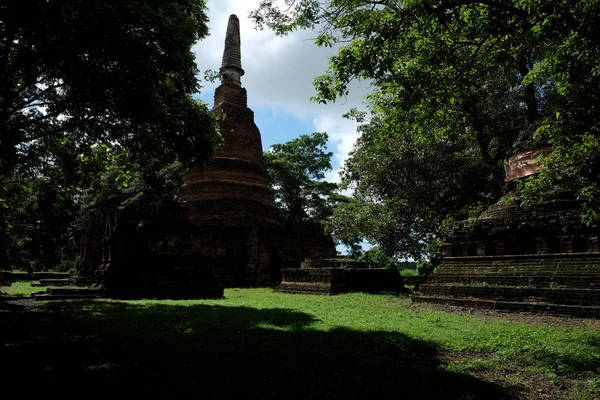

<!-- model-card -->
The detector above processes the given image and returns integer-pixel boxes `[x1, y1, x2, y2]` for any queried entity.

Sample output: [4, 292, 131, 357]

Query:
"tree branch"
[8, 83, 66, 115]
[518, 61, 538, 125]
[424, 0, 528, 17]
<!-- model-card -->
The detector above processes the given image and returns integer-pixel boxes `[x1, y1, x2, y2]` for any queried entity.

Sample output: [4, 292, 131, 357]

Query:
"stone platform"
[275, 259, 406, 295]
[33, 278, 77, 287]
[32, 286, 105, 301]
[412, 189, 600, 318]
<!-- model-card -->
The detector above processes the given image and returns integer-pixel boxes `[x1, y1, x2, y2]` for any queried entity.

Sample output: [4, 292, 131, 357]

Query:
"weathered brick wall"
[300, 259, 375, 269]
[437, 254, 600, 277]
[213, 84, 264, 165]
[99, 77, 338, 293]
[185, 158, 269, 186]
[269, 222, 336, 269]
[180, 181, 274, 205]
[445, 194, 598, 248]
[75, 209, 117, 280]
[102, 203, 224, 298]
[177, 80, 280, 267]
[427, 274, 600, 288]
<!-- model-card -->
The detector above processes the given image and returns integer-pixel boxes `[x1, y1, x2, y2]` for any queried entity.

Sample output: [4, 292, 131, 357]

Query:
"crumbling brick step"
[419, 284, 600, 306]
[426, 274, 600, 288]
[36, 278, 73, 287]
[411, 295, 600, 318]
[275, 281, 333, 295]
[33, 293, 104, 301]
[46, 287, 104, 295]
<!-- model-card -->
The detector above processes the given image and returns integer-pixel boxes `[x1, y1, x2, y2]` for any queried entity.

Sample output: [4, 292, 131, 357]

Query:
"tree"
[1, 0, 220, 178]
[252, 0, 600, 260]
[1, 137, 191, 271]
[327, 107, 498, 260]
[77, 145, 188, 221]
[0, 0, 221, 269]
[361, 246, 399, 269]
[264, 132, 345, 225]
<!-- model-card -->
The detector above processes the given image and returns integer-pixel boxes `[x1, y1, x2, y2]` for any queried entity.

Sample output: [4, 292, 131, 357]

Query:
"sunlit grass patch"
[1, 281, 46, 297]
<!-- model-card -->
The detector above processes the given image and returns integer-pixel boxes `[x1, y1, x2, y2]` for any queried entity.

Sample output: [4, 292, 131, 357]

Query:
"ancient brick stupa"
[46, 15, 335, 300]
[177, 15, 280, 286]
[413, 147, 600, 317]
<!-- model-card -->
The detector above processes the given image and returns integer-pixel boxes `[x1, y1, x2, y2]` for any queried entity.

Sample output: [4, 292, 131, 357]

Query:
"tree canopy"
[264, 132, 345, 225]
[252, 0, 600, 260]
[1, 0, 219, 177]
[0, 0, 219, 269]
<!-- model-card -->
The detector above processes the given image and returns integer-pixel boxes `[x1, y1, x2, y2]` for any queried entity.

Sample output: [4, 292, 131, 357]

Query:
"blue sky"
[193, 0, 371, 186]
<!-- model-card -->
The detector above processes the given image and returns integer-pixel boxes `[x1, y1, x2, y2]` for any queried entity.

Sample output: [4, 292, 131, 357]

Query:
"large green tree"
[0, 0, 220, 269]
[264, 132, 344, 225]
[1, 0, 219, 177]
[252, 0, 600, 260]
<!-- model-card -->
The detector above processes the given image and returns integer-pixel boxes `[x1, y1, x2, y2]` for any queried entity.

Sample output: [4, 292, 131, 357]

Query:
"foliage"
[264, 132, 345, 224]
[77, 145, 188, 221]
[1, 0, 220, 177]
[361, 245, 399, 269]
[328, 110, 491, 259]
[0, 0, 220, 269]
[1, 146, 81, 270]
[252, 0, 600, 259]
[416, 259, 435, 276]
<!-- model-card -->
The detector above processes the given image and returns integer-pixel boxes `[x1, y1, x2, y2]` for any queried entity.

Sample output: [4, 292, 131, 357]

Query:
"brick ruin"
[276, 258, 405, 295]
[413, 147, 600, 317]
[176, 14, 281, 287]
[48, 14, 335, 300]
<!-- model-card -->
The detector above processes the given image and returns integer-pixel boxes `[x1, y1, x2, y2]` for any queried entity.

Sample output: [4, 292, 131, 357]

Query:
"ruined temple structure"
[275, 258, 405, 295]
[177, 14, 280, 286]
[74, 209, 118, 284]
[413, 147, 600, 317]
[176, 14, 335, 286]
[34, 15, 335, 300]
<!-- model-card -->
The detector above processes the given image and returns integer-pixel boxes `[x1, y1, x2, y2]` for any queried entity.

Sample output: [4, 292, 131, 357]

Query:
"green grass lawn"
[1, 285, 599, 399]
[1, 281, 49, 297]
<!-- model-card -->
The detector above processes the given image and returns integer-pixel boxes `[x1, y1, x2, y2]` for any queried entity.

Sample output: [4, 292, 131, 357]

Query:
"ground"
[1, 286, 598, 399]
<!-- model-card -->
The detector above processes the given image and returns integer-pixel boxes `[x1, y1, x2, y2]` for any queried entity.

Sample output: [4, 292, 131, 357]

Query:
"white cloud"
[195, 0, 371, 181]
[314, 113, 360, 184]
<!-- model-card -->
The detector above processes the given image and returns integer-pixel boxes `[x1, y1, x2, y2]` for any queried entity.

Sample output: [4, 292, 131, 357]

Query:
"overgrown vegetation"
[0, 0, 220, 271]
[252, 0, 600, 263]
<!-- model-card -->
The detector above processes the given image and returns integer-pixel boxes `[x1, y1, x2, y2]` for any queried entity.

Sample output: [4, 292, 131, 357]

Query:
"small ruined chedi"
[413, 147, 600, 317]
[50, 14, 335, 300]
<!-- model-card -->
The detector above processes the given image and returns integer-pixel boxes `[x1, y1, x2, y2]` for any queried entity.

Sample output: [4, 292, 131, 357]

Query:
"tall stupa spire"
[220, 14, 245, 87]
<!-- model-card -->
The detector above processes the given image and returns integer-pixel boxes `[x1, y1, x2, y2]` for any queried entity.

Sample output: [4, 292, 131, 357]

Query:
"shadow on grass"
[1, 300, 514, 399]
